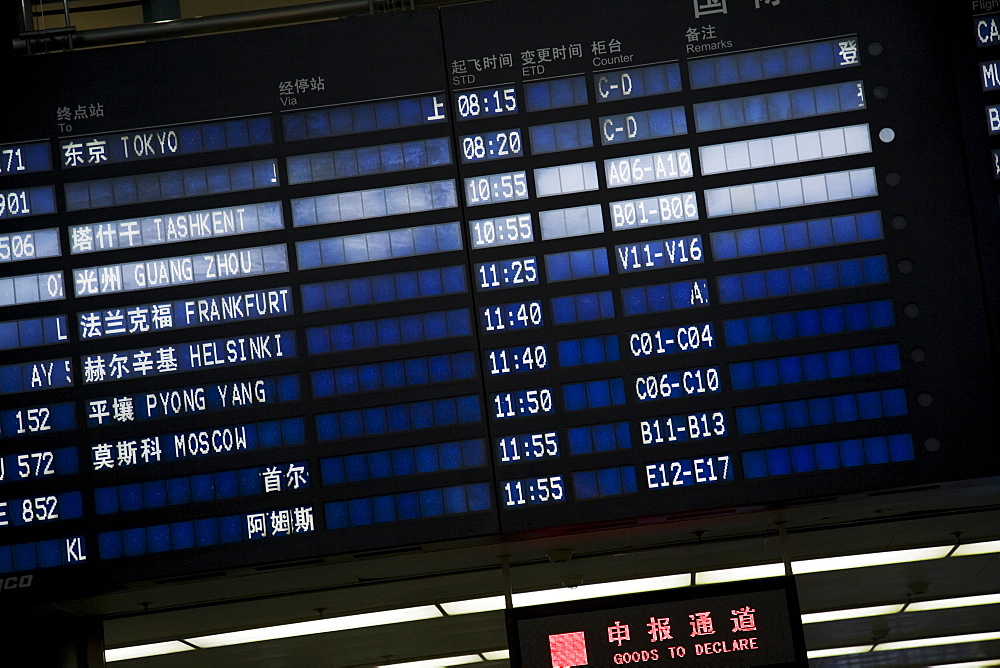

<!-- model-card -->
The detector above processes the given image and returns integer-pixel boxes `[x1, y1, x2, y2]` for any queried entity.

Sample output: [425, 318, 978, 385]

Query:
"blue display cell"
[550, 291, 615, 325]
[557, 334, 620, 368]
[98, 532, 123, 560]
[349, 498, 373, 526]
[864, 436, 889, 464]
[574, 466, 636, 500]
[370, 496, 393, 523]
[715, 56, 739, 85]
[765, 448, 792, 476]
[147, 525, 171, 553]
[419, 489, 443, 517]
[12, 543, 39, 571]
[789, 444, 817, 473]
[168, 479, 191, 505]
[190, 474, 214, 502]
[143, 480, 167, 508]
[34, 540, 58, 568]
[545, 248, 609, 282]
[528, 120, 592, 155]
[122, 528, 147, 557]
[195, 519, 219, 546]
[562, 378, 626, 411]
[215, 470, 238, 498]
[171, 522, 195, 550]
[759, 313, 786, 340]
[524, 76, 588, 112]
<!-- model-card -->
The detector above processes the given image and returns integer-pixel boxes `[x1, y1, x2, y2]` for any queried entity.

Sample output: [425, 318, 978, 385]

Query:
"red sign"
[507, 577, 806, 667]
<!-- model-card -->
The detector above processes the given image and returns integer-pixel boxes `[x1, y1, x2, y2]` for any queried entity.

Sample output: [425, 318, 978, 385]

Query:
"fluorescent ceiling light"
[441, 575, 688, 615]
[186, 605, 441, 648]
[801, 603, 904, 624]
[952, 539, 1000, 557]
[439, 596, 505, 616]
[806, 645, 872, 659]
[800, 592, 1000, 624]
[793, 545, 952, 574]
[482, 649, 510, 661]
[512, 574, 688, 608]
[696, 563, 784, 585]
[907, 592, 1000, 612]
[927, 660, 1000, 667]
[874, 631, 1000, 652]
[105, 641, 195, 662]
[377, 655, 482, 667]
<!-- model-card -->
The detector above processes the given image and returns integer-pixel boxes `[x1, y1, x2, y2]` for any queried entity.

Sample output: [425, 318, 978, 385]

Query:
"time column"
[451, 85, 567, 517]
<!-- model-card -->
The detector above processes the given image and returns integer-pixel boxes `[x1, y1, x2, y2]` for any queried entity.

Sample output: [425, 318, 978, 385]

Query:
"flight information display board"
[0, 0, 997, 601]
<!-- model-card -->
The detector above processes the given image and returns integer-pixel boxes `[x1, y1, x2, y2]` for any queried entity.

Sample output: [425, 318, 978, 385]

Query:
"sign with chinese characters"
[507, 578, 806, 667]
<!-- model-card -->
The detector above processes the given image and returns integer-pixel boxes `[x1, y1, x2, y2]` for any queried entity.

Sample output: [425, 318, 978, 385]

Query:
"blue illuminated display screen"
[572, 425, 631, 456]
[0, 0, 995, 599]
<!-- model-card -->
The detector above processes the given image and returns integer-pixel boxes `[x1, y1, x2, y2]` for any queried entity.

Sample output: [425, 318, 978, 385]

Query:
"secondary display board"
[0, 0, 997, 601]
[506, 578, 806, 668]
